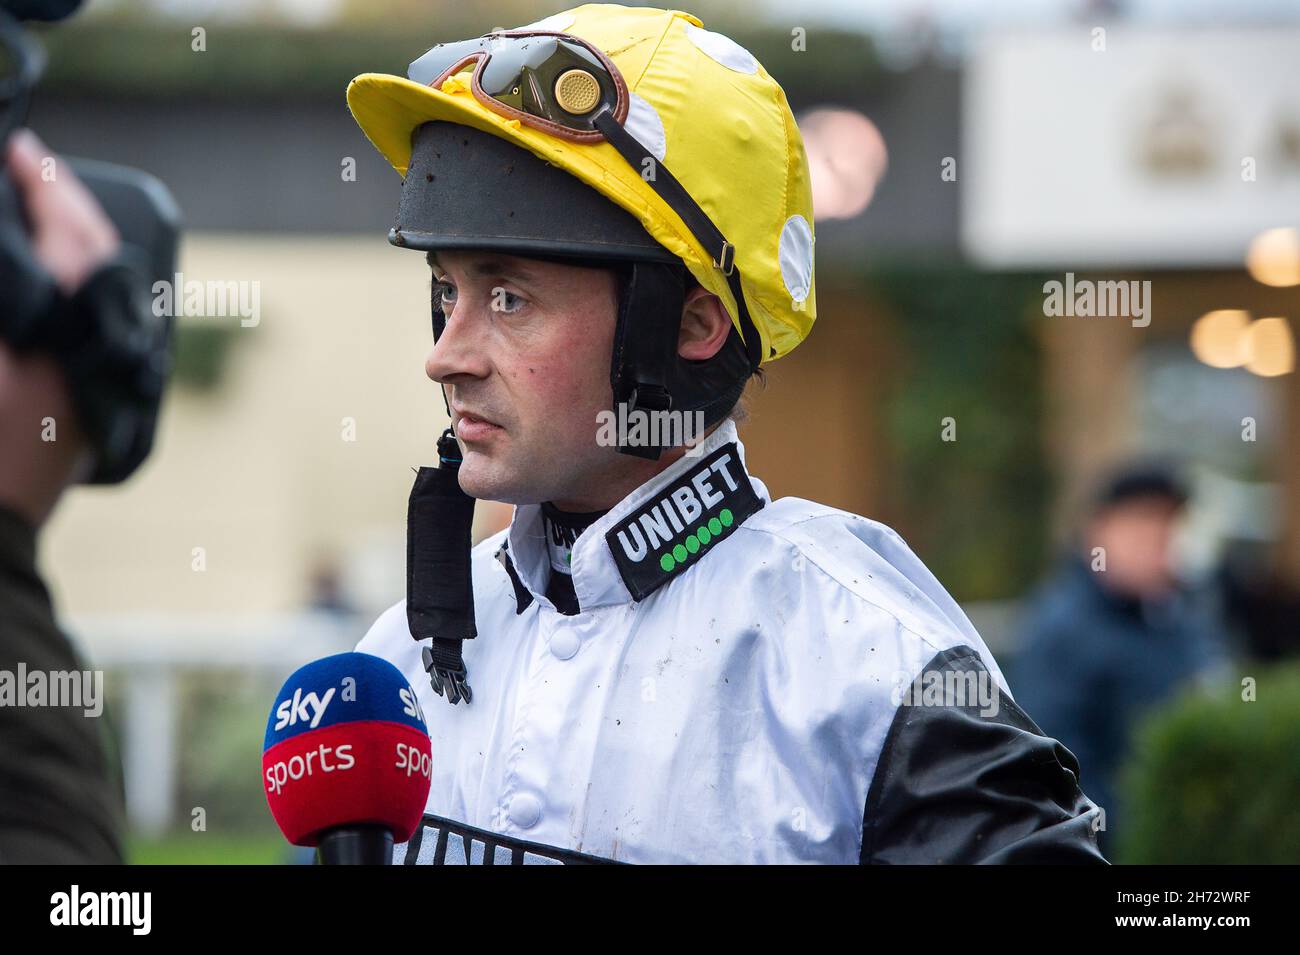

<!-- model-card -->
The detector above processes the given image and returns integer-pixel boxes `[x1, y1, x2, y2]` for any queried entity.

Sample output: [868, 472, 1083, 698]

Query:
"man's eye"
[433, 281, 457, 309]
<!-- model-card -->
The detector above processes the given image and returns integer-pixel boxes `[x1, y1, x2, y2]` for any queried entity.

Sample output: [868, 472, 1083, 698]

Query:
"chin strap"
[407, 426, 477, 705]
[609, 260, 684, 461]
[608, 260, 754, 461]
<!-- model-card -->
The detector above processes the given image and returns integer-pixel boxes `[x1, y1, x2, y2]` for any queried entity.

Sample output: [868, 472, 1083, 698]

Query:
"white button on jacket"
[357, 418, 1107, 865]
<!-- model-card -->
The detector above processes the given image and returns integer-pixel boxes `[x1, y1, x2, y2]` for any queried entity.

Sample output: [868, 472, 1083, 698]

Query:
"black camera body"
[0, 0, 181, 484]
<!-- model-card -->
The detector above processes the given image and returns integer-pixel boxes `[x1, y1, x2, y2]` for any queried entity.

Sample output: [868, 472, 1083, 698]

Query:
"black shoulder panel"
[860, 645, 1108, 864]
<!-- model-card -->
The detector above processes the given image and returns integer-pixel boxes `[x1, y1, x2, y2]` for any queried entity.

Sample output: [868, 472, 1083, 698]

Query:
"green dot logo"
[686, 534, 701, 554]
[659, 552, 675, 572]
[720, 508, 734, 527]
[672, 543, 688, 563]
[697, 524, 712, 545]
[708, 517, 722, 535]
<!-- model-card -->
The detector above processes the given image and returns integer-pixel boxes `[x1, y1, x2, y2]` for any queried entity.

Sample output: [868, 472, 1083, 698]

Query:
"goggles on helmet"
[407, 28, 762, 372]
[409, 30, 626, 142]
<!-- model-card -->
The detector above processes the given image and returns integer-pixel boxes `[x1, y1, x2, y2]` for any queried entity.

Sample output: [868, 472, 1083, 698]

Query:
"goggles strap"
[594, 109, 764, 372]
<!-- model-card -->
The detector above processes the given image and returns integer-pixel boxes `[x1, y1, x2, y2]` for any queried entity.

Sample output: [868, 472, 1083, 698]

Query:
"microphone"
[262, 652, 433, 864]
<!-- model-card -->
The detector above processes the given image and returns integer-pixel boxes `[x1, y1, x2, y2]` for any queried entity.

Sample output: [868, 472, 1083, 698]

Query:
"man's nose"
[424, 305, 491, 384]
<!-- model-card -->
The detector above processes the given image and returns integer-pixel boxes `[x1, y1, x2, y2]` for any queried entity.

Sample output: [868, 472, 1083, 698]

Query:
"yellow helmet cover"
[347, 3, 816, 365]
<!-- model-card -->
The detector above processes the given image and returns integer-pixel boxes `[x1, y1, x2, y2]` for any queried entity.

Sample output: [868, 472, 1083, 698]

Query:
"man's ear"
[678, 286, 732, 361]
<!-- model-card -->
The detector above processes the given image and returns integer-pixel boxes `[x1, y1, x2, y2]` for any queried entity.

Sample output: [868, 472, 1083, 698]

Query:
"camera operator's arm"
[0, 128, 126, 864]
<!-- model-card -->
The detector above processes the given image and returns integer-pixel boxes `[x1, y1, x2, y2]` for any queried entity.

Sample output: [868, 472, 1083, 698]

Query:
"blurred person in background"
[0, 128, 126, 863]
[1011, 462, 1230, 855]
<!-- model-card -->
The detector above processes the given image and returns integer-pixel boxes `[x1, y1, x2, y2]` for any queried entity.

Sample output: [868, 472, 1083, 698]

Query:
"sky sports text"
[265, 743, 355, 795]
[274, 686, 335, 731]
[264, 742, 431, 795]
[50, 886, 150, 936]
[273, 681, 423, 732]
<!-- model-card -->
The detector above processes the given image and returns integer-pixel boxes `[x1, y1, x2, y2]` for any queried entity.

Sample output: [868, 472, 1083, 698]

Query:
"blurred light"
[800, 108, 888, 221]
[1189, 309, 1251, 368]
[1244, 317, 1296, 377]
[1245, 227, 1300, 287]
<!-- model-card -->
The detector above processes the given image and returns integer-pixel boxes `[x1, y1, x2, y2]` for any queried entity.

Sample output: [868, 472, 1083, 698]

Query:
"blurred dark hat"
[1092, 460, 1191, 512]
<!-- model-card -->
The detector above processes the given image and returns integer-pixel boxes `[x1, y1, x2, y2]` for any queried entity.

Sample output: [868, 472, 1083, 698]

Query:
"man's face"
[1086, 496, 1184, 599]
[423, 250, 624, 506]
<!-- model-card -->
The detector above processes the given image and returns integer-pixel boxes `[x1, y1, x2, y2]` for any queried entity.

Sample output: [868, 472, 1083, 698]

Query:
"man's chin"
[455, 452, 534, 505]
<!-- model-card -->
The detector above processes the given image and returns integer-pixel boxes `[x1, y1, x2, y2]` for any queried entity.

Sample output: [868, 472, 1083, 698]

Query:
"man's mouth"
[453, 410, 504, 442]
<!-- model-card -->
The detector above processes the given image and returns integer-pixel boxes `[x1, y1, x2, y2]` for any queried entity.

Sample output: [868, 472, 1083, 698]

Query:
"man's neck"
[547, 421, 725, 512]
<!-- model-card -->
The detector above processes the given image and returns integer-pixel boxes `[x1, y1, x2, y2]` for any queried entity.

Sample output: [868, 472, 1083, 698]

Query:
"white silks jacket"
[357, 418, 1107, 865]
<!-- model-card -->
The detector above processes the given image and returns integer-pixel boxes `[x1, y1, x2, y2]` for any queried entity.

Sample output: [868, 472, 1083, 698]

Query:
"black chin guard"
[407, 428, 478, 705]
